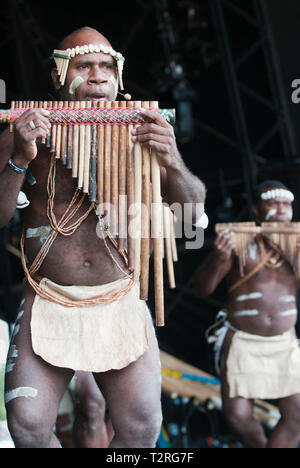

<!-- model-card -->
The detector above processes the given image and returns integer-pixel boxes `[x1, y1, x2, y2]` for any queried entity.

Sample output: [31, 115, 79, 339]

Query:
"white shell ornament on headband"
[51, 43, 125, 89]
[261, 188, 294, 203]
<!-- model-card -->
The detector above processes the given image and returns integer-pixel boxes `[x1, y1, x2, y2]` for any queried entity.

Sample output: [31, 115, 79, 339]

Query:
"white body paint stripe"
[279, 296, 295, 303]
[16, 310, 24, 322]
[8, 345, 18, 359]
[5, 361, 16, 374]
[234, 310, 259, 317]
[236, 292, 263, 302]
[279, 309, 297, 317]
[248, 242, 258, 260]
[5, 387, 38, 404]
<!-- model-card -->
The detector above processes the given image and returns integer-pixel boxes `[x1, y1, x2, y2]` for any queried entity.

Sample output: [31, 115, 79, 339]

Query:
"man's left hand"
[131, 109, 181, 170]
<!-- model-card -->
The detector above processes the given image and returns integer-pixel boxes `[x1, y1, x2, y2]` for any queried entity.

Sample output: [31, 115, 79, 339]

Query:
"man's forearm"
[0, 165, 25, 228]
[165, 155, 206, 223]
[194, 252, 228, 297]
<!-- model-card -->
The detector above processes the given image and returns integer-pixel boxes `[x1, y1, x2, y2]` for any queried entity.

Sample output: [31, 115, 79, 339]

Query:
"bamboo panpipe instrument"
[7, 101, 177, 327]
[216, 222, 300, 278]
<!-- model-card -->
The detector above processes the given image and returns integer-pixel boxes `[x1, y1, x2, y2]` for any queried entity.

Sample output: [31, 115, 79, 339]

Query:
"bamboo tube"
[140, 101, 151, 301]
[111, 101, 119, 237]
[46, 101, 52, 148]
[133, 101, 142, 281]
[89, 101, 97, 203]
[104, 101, 112, 228]
[10, 101, 15, 133]
[55, 101, 63, 159]
[67, 101, 74, 169]
[97, 101, 105, 209]
[170, 211, 178, 262]
[163, 205, 176, 290]
[216, 223, 300, 235]
[78, 101, 86, 189]
[72, 101, 80, 177]
[150, 101, 165, 325]
[61, 101, 68, 164]
[51, 101, 58, 153]
[83, 101, 92, 193]
[127, 100, 135, 272]
[118, 101, 127, 249]
[39, 101, 46, 144]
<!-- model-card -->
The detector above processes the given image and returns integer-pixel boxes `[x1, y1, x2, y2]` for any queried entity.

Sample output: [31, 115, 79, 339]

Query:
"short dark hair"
[253, 180, 289, 205]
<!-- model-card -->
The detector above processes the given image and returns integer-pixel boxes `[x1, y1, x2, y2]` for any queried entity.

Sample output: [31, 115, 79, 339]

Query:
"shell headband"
[51, 43, 125, 90]
[261, 188, 294, 203]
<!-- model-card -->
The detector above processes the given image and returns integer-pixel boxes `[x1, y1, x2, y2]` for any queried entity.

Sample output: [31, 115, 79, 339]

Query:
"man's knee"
[280, 397, 300, 430]
[75, 397, 106, 429]
[7, 399, 53, 447]
[117, 404, 163, 447]
[224, 403, 252, 432]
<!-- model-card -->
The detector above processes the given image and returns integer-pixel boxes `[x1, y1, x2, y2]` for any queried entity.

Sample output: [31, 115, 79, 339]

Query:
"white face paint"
[234, 310, 259, 317]
[236, 292, 262, 302]
[265, 208, 277, 221]
[109, 75, 119, 100]
[69, 76, 84, 96]
[286, 208, 293, 221]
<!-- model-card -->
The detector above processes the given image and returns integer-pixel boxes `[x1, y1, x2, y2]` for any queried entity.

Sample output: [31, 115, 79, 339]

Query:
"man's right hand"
[13, 109, 51, 167]
[213, 229, 235, 261]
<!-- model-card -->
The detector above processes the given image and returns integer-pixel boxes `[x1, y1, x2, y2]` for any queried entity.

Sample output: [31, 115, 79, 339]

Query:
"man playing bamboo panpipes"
[0, 27, 206, 448]
[194, 180, 300, 448]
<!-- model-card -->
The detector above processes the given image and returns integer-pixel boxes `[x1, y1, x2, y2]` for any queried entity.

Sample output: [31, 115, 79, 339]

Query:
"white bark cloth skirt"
[30, 278, 153, 372]
[227, 328, 300, 399]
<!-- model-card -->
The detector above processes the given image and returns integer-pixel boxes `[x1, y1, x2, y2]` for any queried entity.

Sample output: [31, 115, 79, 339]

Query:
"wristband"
[7, 157, 28, 175]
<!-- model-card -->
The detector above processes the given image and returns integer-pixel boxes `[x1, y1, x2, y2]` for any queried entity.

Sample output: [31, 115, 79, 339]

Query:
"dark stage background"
[1, 0, 300, 447]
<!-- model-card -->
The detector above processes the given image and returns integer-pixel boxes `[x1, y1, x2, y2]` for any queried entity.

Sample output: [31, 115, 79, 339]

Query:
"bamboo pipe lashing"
[83, 101, 92, 193]
[133, 101, 142, 281]
[118, 101, 127, 250]
[111, 101, 119, 237]
[126, 100, 135, 272]
[140, 101, 151, 301]
[72, 101, 80, 178]
[78, 101, 86, 189]
[150, 101, 165, 325]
